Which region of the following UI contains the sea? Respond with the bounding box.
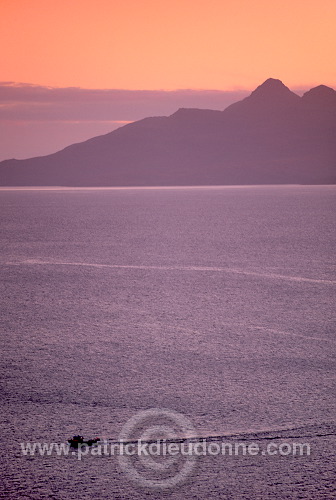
[0,185,335,499]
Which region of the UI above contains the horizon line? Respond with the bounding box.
[2,80,335,93]
[0,185,335,191]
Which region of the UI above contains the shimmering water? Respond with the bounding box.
[0,186,335,499]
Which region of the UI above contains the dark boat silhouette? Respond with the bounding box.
[68,435,100,448]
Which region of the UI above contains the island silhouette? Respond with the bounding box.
[0,78,335,186]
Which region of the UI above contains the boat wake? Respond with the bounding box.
[4,259,336,285]
[106,422,336,445]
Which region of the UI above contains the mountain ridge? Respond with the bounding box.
[0,79,335,186]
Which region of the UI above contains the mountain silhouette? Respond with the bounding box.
[0,78,335,186]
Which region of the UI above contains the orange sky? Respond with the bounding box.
[1,0,336,90]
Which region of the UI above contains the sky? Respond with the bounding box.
[1,0,335,160]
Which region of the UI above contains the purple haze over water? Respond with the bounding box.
[0,185,335,498]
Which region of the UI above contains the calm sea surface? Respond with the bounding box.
[0,186,335,499]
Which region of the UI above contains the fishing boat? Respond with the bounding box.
[68,435,100,447]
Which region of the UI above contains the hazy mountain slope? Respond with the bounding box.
[0,79,335,186]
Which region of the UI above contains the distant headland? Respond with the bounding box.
[0,79,335,186]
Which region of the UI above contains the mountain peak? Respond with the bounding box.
[250,78,299,100]
[257,78,288,89]
[302,85,336,107]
